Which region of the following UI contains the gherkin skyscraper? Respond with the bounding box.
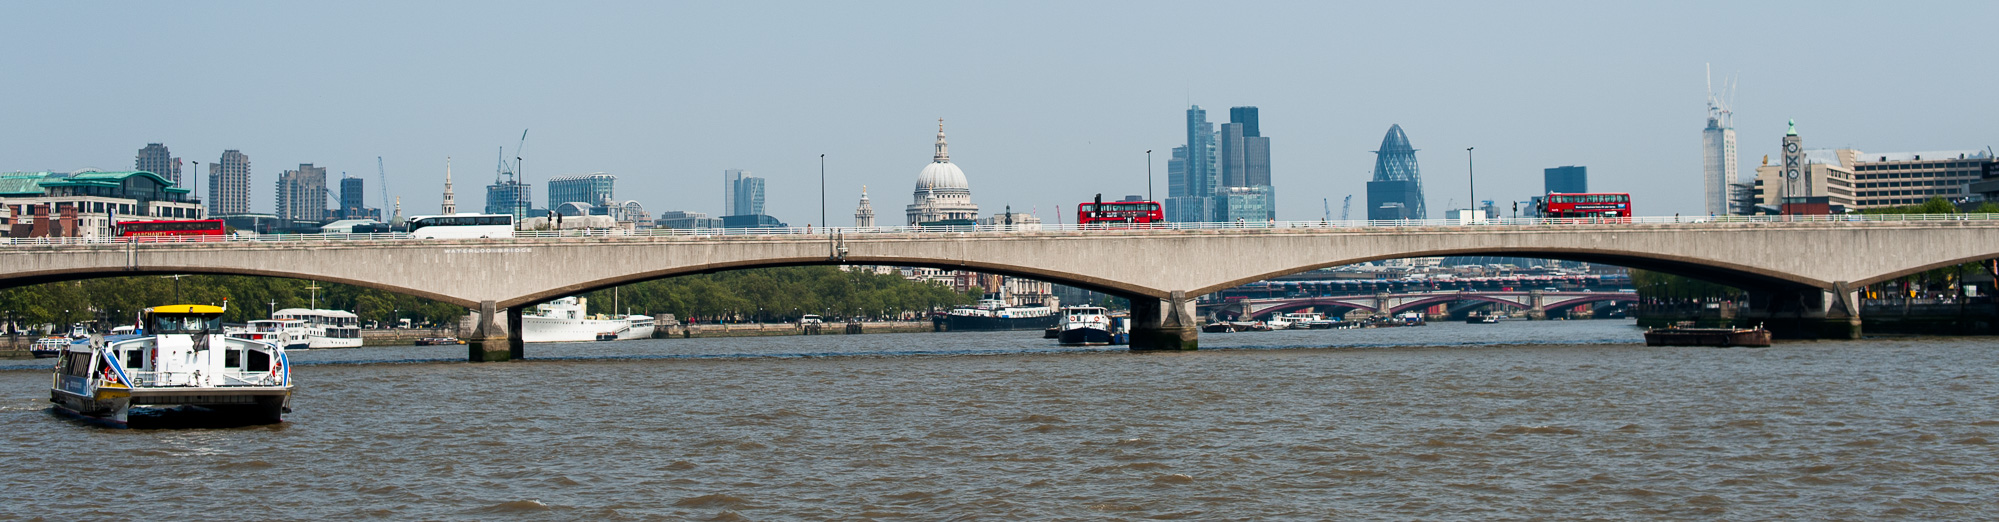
[1366,124,1426,220]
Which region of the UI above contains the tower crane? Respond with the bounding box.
[1322,198,1331,221]
[1340,195,1352,221]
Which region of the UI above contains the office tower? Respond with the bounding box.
[484,180,532,220]
[1219,123,1248,188]
[1703,68,1738,216]
[135,143,182,186]
[275,163,329,222]
[340,176,365,212]
[723,169,748,216]
[207,150,251,215]
[1185,106,1214,198]
[1544,166,1587,194]
[723,169,766,217]
[854,186,875,227]
[1163,106,1219,222]
[1366,124,1427,220]
[547,173,616,209]
[1229,106,1260,137]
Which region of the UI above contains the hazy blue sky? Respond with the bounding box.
[4,1,1994,222]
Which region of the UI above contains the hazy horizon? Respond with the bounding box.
[4,1,1994,223]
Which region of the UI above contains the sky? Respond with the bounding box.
[4,1,1995,223]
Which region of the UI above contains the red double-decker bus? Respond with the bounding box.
[1538,193,1632,219]
[117,219,227,240]
[1077,200,1164,225]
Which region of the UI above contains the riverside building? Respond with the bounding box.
[0,170,204,238]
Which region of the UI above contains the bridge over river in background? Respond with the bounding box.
[1,216,1994,359]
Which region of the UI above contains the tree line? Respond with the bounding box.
[0,266,977,332]
[579,266,977,322]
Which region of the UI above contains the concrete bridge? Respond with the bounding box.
[1,219,1994,359]
[1225,290,1636,319]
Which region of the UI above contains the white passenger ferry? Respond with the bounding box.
[520,296,657,343]
[50,304,293,426]
[273,308,363,348]
[232,319,310,350]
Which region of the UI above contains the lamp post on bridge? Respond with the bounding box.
[1466,147,1477,223]
[1145,149,1153,202]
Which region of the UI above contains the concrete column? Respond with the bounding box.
[506,306,525,360]
[1373,293,1391,316]
[1130,291,1199,351]
[1525,290,1548,320]
[467,300,511,362]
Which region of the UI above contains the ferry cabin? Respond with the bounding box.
[50,305,292,426]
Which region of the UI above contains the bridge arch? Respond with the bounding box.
[1385,294,1531,315]
[1190,247,1833,298]
[1852,251,1999,288]
[0,266,474,308]
[499,255,1154,310]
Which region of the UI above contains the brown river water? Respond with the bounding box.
[4,320,1997,519]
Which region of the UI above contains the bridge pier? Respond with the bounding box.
[467,300,514,362]
[1743,284,1862,340]
[1525,289,1548,320]
[1130,291,1199,351]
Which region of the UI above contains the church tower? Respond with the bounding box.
[441,157,457,214]
[854,186,876,228]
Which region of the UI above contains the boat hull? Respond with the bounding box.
[1058,327,1112,346]
[1644,328,1772,347]
[521,316,654,343]
[941,314,1060,331]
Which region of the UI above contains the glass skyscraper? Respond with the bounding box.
[1544,166,1587,194]
[548,173,615,208]
[1367,124,1426,220]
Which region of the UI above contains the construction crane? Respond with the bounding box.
[376,157,390,219]
[1322,198,1331,221]
[1340,195,1353,221]
[498,129,529,182]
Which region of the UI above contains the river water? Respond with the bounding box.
[4,320,1997,519]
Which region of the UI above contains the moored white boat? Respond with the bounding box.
[49,304,293,427]
[232,319,310,350]
[273,308,364,348]
[521,297,656,343]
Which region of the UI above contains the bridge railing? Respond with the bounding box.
[2,213,1996,246]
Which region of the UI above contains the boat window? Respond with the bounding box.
[245,349,272,372]
[125,349,144,368]
[224,348,242,369]
[152,314,223,334]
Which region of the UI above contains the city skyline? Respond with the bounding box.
[3,2,1995,225]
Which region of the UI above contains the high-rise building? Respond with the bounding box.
[484,180,532,220]
[854,186,875,227]
[275,163,329,222]
[906,120,979,225]
[724,172,765,217]
[723,169,748,216]
[1703,69,1739,216]
[207,150,251,215]
[1229,106,1260,138]
[1165,106,1222,222]
[1544,166,1587,194]
[336,175,379,220]
[548,173,616,209]
[135,143,184,187]
[1367,124,1427,220]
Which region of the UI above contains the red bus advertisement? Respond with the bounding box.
[1538,193,1632,219]
[1078,200,1164,225]
[117,219,226,240]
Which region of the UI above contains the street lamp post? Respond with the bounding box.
[1466,147,1477,222]
[819,154,827,233]
[1145,150,1153,202]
